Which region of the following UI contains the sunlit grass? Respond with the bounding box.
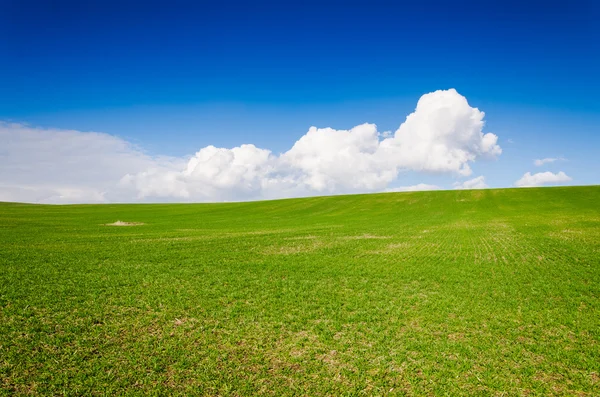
[1,186,599,395]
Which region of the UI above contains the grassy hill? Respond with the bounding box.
[1,186,599,395]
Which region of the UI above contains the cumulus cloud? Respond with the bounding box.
[384,184,440,192]
[533,157,566,166]
[453,176,488,190]
[0,89,502,203]
[120,144,279,201]
[280,123,397,193]
[379,89,501,176]
[122,88,500,200]
[515,171,572,187]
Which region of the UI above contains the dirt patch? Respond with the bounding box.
[105,220,145,226]
[284,235,318,240]
[131,236,213,243]
[368,242,412,254]
[264,241,327,255]
[340,234,391,240]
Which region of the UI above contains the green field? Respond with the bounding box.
[1,186,599,396]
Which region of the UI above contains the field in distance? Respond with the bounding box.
[1,186,599,395]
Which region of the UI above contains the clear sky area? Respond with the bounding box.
[1,0,598,203]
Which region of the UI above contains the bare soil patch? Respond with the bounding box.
[340,234,391,240]
[105,221,145,226]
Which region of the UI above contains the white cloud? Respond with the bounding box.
[515,171,572,187]
[123,88,500,200]
[453,176,488,190]
[120,144,283,201]
[385,184,440,192]
[533,157,566,166]
[0,89,502,203]
[0,122,166,203]
[380,89,501,177]
[279,123,397,193]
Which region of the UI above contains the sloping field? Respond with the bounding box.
[1,186,599,395]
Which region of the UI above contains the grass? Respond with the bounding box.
[1,186,599,396]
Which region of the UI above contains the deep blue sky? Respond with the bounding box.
[1,0,599,189]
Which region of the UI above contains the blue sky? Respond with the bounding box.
[0,0,598,203]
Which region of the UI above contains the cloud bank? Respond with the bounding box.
[0,122,171,203]
[0,89,501,203]
[515,171,572,187]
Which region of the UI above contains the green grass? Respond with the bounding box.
[1,186,599,396]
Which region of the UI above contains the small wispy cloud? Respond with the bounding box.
[533,157,566,166]
[515,171,572,187]
[453,176,488,190]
